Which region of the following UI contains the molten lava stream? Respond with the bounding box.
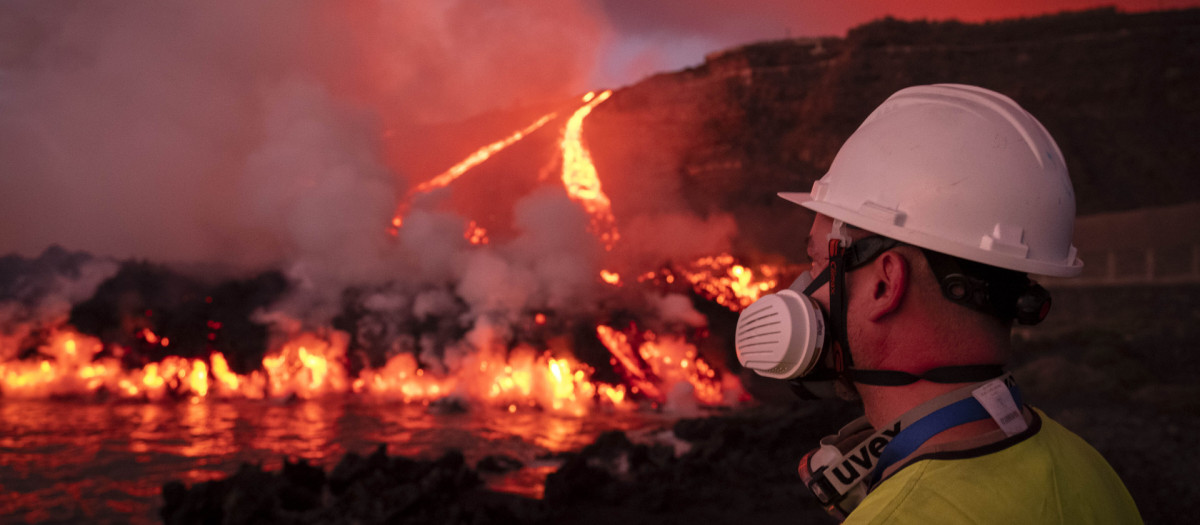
[596,325,734,407]
[389,111,557,233]
[561,90,618,249]
[1,326,703,413]
[639,254,785,312]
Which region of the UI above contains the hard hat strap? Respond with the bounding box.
[848,364,1005,387]
[919,248,1052,325]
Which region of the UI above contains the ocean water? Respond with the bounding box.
[0,398,677,524]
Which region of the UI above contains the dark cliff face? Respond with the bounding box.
[585,8,1200,261]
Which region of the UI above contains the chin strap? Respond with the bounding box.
[848,364,1007,387]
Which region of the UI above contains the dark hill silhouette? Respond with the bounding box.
[582,7,1200,260]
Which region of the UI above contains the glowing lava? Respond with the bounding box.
[464,220,490,245]
[640,254,784,311]
[0,89,778,415]
[561,90,618,249]
[0,323,735,413]
[387,91,619,253]
[600,269,621,285]
[595,325,733,407]
[389,111,557,233]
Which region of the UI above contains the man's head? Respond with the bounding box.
[735,84,1081,397]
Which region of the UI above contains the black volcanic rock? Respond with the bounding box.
[162,449,516,525]
[65,261,288,372]
[160,401,852,525]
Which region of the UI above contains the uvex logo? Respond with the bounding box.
[830,422,901,485]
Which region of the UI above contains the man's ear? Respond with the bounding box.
[865,251,909,322]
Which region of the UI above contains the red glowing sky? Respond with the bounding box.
[592,0,1200,86]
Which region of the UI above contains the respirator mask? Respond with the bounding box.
[733,266,838,398]
[734,224,901,399]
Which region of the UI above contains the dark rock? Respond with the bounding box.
[389,454,424,484]
[542,453,617,505]
[579,430,636,462]
[282,458,325,494]
[160,480,187,516]
[327,450,366,495]
[428,396,470,414]
[477,454,524,473]
[161,478,228,525]
[420,450,482,497]
[329,443,390,495]
[221,464,281,525]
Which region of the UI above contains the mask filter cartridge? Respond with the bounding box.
[734,273,828,379]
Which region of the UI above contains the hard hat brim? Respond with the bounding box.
[776,192,1084,278]
[778,192,813,206]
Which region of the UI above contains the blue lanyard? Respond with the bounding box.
[866,385,1023,487]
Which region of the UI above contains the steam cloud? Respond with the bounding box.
[0,0,606,272]
[0,0,733,369]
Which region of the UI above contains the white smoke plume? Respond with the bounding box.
[0,0,751,378]
[0,0,607,272]
[0,1,617,329]
[0,251,119,359]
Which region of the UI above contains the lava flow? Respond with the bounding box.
[560,90,618,249]
[645,254,785,311]
[0,86,791,415]
[0,320,733,417]
[389,111,557,233]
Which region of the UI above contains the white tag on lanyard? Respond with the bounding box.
[972,379,1028,436]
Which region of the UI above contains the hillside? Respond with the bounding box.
[584,7,1200,260]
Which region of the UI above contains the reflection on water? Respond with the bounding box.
[0,398,674,524]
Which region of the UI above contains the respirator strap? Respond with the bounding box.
[826,229,906,375]
[828,236,853,372]
[848,364,1006,387]
[798,266,830,295]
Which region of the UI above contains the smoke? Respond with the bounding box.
[0,0,746,381]
[0,248,119,359]
[0,0,608,272]
[615,213,738,273]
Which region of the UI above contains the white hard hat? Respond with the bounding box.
[781,84,1083,277]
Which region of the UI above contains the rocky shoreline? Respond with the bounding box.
[160,401,852,525]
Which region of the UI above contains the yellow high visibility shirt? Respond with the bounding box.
[844,409,1141,524]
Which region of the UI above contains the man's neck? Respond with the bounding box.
[853,320,1011,438]
[857,381,1003,445]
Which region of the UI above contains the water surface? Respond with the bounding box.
[0,398,676,524]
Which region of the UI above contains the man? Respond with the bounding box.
[735,84,1141,523]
